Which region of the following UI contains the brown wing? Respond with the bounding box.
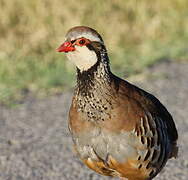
[96,75,177,178]
[112,74,178,154]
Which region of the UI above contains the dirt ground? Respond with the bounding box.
[0,61,187,180]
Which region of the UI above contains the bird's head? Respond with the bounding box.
[57,26,108,72]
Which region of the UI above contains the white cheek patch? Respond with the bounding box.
[66,46,98,72]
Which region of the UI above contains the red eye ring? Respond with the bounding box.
[79,39,86,45]
[76,38,90,46]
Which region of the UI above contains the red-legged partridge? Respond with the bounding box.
[57,26,178,180]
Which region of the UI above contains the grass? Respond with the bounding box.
[0,0,188,104]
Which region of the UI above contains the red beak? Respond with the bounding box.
[56,41,75,53]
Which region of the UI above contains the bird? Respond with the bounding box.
[57,26,178,180]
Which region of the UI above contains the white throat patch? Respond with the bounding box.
[66,46,98,72]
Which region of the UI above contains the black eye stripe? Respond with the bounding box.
[71,40,76,44]
[86,43,94,51]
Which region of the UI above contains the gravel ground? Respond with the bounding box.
[0,61,188,180]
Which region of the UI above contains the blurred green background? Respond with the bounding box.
[0,0,188,104]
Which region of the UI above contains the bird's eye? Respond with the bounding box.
[78,39,86,45]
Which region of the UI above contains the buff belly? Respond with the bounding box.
[72,127,152,179]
